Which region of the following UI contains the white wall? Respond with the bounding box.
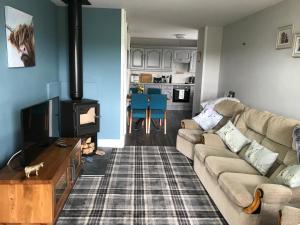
[192,28,205,115]
[219,0,300,119]
[201,26,223,101]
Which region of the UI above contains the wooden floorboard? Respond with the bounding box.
[82,110,192,175]
[125,110,192,146]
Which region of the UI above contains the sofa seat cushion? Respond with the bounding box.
[202,133,227,148]
[205,157,259,179]
[218,173,270,208]
[178,129,203,144]
[194,144,239,163]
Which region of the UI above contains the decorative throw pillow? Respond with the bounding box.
[244,140,278,175]
[216,121,250,153]
[293,125,300,163]
[275,165,300,188]
[193,104,223,131]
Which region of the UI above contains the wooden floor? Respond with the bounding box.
[82,110,191,175]
[125,110,192,146]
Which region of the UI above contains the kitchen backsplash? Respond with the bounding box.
[131,71,194,84]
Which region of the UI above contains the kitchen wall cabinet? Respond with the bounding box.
[130,48,144,69]
[174,50,191,63]
[162,49,173,71]
[145,49,162,70]
[130,46,197,72]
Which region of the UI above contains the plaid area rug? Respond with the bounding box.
[57,146,227,225]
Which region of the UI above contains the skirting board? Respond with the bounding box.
[97,137,125,148]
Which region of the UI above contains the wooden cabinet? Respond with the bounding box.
[174,50,191,63]
[162,49,173,71]
[0,138,81,225]
[144,48,162,70]
[130,48,144,69]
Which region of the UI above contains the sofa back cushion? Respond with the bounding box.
[214,100,245,118]
[235,108,272,145]
[262,116,300,167]
[220,106,300,178]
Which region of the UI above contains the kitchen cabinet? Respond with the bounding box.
[131,48,144,69]
[129,46,197,72]
[174,50,191,63]
[145,49,162,70]
[162,49,173,71]
[189,50,197,73]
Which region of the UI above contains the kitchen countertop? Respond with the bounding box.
[130,82,195,86]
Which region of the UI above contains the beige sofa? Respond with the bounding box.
[176,100,245,160]
[280,205,300,225]
[176,104,300,225]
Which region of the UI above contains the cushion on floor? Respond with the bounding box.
[218,173,270,208]
[194,144,239,163]
[205,156,259,179]
[178,129,203,144]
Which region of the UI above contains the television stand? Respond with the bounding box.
[0,138,81,225]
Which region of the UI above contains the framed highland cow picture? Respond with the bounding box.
[292,33,300,58]
[5,6,36,68]
[276,25,294,49]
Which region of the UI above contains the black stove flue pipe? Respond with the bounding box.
[68,0,83,100]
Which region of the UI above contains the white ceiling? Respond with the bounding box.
[52,0,284,40]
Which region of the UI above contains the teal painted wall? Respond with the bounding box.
[0,0,59,167]
[58,8,122,140]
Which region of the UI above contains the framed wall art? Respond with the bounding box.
[292,33,300,58]
[276,25,294,49]
[5,6,36,68]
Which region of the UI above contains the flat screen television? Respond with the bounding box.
[21,97,60,166]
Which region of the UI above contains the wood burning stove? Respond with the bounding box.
[59,0,100,155]
[60,99,100,154]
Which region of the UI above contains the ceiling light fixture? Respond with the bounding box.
[174,34,186,39]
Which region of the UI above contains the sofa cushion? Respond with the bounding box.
[275,165,300,188]
[205,157,259,179]
[202,133,227,148]
[293,125,300,163]
[266,116,300,148]
[216,121,251,153]
[180,119,201,130]
[245,109,272,135]
[244,140,278,175]
[194,144,238,163]
[218,173,270,208]
[178,129,203,144]
[193,104,223,131]
[235,108,272,141]
[214,100,245,118]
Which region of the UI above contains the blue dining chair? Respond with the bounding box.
[130,87,139,94]
[148,94,167,134]
[147,88,161,95]
[128,94,149,134]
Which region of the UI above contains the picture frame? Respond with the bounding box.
[292,33,300,58]
[276,25,294,49]
[5,6,36,68]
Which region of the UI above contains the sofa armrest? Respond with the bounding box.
[280,206,300,225]
[258,184,292,204]
[181,119,201,130]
